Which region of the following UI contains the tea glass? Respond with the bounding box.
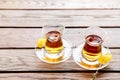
[35,25,72,64]
[73,26,111,70]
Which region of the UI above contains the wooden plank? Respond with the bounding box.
[0,0,120,9]
[0,73,119,80]
[0,10,120,27]
[0,28,120,47]
[0,49,119,71]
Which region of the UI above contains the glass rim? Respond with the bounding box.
[42,25,65,35]
[84,26,108,42]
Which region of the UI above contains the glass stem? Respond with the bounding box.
[90,64,102,80]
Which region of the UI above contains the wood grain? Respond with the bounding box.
[0,49,119,71]
[0,10,120,27]
[0,0,120,9]
[0,0,119,80]
[0,73,119,80]
[0,28,120,47]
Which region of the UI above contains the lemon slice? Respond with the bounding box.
[37,38,46,48]
[98,53,112,64]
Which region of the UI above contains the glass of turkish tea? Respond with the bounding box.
[82,34,103,62]
[82,26,106,62]
[43,25,64,54]
[35,25,72,64]
[73,26,109,70]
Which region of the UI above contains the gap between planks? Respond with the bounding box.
[0,47,120,49]
[0,26,120,28]
[1,8,120,10]
[0,70,119,73]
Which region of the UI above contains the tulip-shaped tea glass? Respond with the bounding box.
[35,25,72,64]
[73,26,111,70]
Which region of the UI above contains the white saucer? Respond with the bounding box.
[73,44,111,70]
[35,38,72,64]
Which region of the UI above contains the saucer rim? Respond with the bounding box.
[73,43,111,70]
[35,38,72,64]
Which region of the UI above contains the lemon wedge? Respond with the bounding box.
[98,53,112,64]
[37,38,46,48]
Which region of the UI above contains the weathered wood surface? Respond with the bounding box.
[0,73,119,80]
[0,49,119,71]
[0,0,119,80]
[0,28,119,48]
[0,10,120,27]
[0,0,120,9]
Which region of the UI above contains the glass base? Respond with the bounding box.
[73,44,111,70]
[35,38,72,64]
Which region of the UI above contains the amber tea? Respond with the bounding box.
[45,31,63,54]
[82,35,103,61]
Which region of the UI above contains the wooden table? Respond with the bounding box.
[0,0,120,80]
